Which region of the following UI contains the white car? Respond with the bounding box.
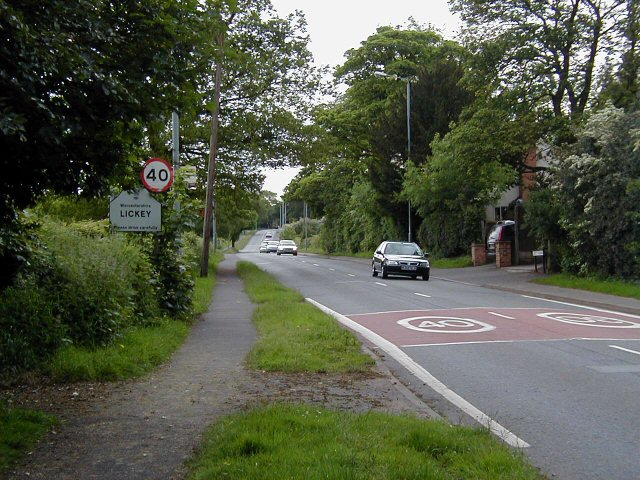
[266,240,280,253]
[259,241,269,253]
[277,240,298,256]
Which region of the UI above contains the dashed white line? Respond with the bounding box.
[375,282,388,287]
[610,345,640,357]
[488,311,515,320]
[306,298,530,449]
[347,273,356,277]
[329,268,335,271]
[313,263,320,267]
[414,293,431,298]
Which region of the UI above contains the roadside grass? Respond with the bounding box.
[237,261,374,373]
[430,255,473,269]
[186,404,543,480]
[46,251,224,382]
[46,319,191,382]
[533,273,640,300]
[0,402,57,472]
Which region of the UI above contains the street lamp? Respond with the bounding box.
[374,71,418,242]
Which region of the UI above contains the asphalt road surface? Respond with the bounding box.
[243,231,640,480]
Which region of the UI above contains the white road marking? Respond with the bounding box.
[329,268,335,271]
[414,293,431,298]
[521,295,640,319]
[347,273,356,277]
[375,282,388,287]
[306,298,530,449]
[609,345,640,357]
[488,311,515,320]
[313,263,320,267]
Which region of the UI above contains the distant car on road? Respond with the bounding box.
[277,239,298,256]
[266,240,280,253]
[372,241,430,280]
[264,232,273,239]
[259,241,269,253]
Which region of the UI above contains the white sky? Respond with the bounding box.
[262,0,462,197]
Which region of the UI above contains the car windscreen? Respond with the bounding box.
[385,243,422,256]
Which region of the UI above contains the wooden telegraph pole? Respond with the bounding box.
[201,33,225,277]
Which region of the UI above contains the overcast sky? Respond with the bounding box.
[262,0,462,197]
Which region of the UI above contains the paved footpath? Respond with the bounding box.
[7,256,256,480]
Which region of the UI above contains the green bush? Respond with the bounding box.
[0,281,64,375]
[0,218,166,378]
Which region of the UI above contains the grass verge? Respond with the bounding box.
[0,402,57,472]
[237,261,374,373]
[430,255,473,269]
[46,319,191,382]
[533,273,640,300]
[186,404,543,480]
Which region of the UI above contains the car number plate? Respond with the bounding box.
[401,266,417,271]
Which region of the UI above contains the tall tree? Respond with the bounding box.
[451,0,628,117]
[326,26,473,237]
[0,0,202,221]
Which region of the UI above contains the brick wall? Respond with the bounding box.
[496,240,512,268]
[472,243,486,266]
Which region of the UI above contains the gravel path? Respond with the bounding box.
[3,255,432,479]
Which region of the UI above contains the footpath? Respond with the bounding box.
[4,255,639,479]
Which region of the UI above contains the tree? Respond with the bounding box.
[451,0,628,117]
[0,0,201,219]
[309,26,473,245]
[600,0,640,109]
[0,0,203,288]
[525,104,640,278]
[403,103,527,255]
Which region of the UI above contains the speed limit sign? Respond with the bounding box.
[141,158,174,193]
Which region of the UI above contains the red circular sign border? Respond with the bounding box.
[141,157,174,193]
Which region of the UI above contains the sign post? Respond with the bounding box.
[141,158,174,193]
[109,190,162,232]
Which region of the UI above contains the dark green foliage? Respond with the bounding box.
[35,195,108,222]
[418,206,485,258]
[526,105,640,279]
[0,280,63,375]
[151,233,195,320]
[0,0,201,221]
[0,212,37,290]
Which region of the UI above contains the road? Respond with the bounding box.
[242,231,640,480]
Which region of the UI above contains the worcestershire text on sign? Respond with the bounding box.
[109,190,161,232]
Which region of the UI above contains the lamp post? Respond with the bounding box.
[374,71,417,242]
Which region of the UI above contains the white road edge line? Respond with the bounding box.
[414,293,431,298]
[375,282,388,287]
[306,298,530,449]
[610,345,640,356]
[488,311,515,320]
[521,295,640,319]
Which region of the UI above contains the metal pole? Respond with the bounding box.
[304,202,308,251]
[172,111,180,169]
[406,80,412,243]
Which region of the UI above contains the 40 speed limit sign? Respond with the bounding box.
[141,158,174,193]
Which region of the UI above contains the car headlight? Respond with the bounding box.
[386,260,399,266]
[421,261,430,268]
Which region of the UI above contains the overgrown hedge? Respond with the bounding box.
[0,217,199,379]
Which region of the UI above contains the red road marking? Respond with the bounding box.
[347,308,640,346]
